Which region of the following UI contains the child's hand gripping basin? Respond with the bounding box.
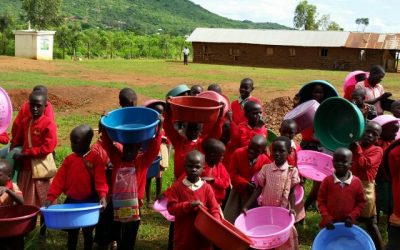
[153,197,175,221]
[234,206,295,249]
[284,100,319,133]
[314,97,365,151]
[168,96,223,123]
[40,203,102,229]
[0,205,39,237]
[312,222,375,250]
[297,150,334,182]
[0,87,12,134]
[195,205,252,250]
[101,107,160,144]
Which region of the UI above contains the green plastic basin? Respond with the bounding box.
[314,97,365,151]
[166,84,190,98]
[299,80,338,104]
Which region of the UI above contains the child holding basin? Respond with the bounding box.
[243,136,300,250]
[317,148,365,229]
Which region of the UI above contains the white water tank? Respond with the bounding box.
[14,30,56,60]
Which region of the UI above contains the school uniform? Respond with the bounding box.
[388,144,400,250]
[0,180,22,206]
[11,115,57,207]
[318,172,365,228]
[230,96,261,125]
[375,139,394,216]
[255,162,300,250]
[223,146,271,223]
[11,100,55,138]
[166,178,221,250]
[0,132,9,145]
[351,144,383,218]
[163,110,223,179]
[201,162,230,205]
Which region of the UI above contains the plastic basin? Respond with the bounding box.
[0,87,12,134]
[284,100,319,133]
[343,71,369,92]
[312,223,375,250]
[166,84,190,97]
[198,91,230,116]
[234,206,295,249]
[0,205,39,238]
[153,197,175,221]
[266,129,277,147]
[41,203,102,229]
[195,205,252,250]
[299,80,339,104]
[314,97,364,151]
[372,114,399,127]
[101,107,159,144]
[297,150,333,182]
[142,99,166,111]
[146,156,162,179]
[168,96,223,123]
[294,184,304,205]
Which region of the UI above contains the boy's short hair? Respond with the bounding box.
[280,119,297,129]
[244,100,260,113]
[369,65,385,75]
[352,87,366,97]
[119,88,137,101]
[0,159,12,175]
[202,138,225,153]
[185,150,205,164]
[273,136,292,152]
[29,90,47,103]
[33,85,48,96]
[207,84,222,94]
[240,78,254,86]
[391,100,400,110]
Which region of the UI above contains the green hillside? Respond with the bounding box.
[0,0,289,35]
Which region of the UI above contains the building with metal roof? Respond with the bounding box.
[187,28,400,72]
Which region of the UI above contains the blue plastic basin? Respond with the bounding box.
[40,203,102,229]
[312,223,375,250]
[101,107,159,144]
[146,156,162,179]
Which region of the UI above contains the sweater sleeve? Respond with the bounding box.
[212,163,230,190]
[163,109,183,147]
[24,120,57,156]
[47,158,67,202]
[205,185,222,220]
[348,178,366,222]
[0,132,9,145]
[228,151,250,195]
[353,145,383,171]
[141,130,162,170]
[317,177,334,228]
[93,157,109,199]
[167,184,193,216]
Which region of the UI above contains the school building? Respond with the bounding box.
[187,28,400,72]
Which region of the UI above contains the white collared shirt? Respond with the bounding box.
[333,171,353,187]
[182,177,204,191]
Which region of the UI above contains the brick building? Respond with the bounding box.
[187,28,400,72]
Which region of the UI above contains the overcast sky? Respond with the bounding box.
[190,0,399,33]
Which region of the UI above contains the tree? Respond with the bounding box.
[293,0,319,30]
[21,0,62,30]
[327,22,342,31]
[317,14,330,31]
[355,18,369,32]
[0,12,14,55]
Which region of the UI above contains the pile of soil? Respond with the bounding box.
[263,96,294,133]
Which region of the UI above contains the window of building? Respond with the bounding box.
[266,47,274,56]
[320,48,328,57]
[289,48,296,57]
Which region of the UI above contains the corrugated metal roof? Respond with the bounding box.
[345,32,400,50]
[187,28,350,47]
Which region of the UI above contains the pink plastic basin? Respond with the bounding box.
[0,87,12,134]
[198,91,230,116]
[234,206,295,249]
[294,184,304,205]
[343,70,369,92]
[297,150,334,182]
[153,197,175,221]
[284,100,319,133]
[372,114,399,127]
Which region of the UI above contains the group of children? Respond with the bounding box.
[0,64,400,250]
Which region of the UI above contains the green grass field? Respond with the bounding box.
[2,57,397,249]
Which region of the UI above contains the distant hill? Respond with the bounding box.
[0,0,289,35]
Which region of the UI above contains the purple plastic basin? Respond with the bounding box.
[153,197,175,221]
[0,87,12,134]
[297,150,334,182]
[284,100,319,133]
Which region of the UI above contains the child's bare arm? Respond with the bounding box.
[288,187,296,215]
[242,186,262,214]
[0,186,24,205]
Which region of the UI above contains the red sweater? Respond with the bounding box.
[318,175,365,228]
[47,151,109,202]
[110,132,161,201]
[11,101,55,138]
[389,145,400,218]
[228,146,271,197]
[163,110,223,179]
[201,162,230,204]
[166,180,221,250]
[351,144,383,182]
[0,132,9,145]
[11,115,57,170]
[375,139,394,182]
[231,96,262,125]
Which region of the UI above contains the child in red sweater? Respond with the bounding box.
[167,150,221,250]
[44,125,108,250]
[224,135,271,223]
[350,121,384,250]
[201,138,230,206]
[230,78,261,125]
[318,147,365,229]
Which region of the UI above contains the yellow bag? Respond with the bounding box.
[31,153,57,179]
[28,119,57,179]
